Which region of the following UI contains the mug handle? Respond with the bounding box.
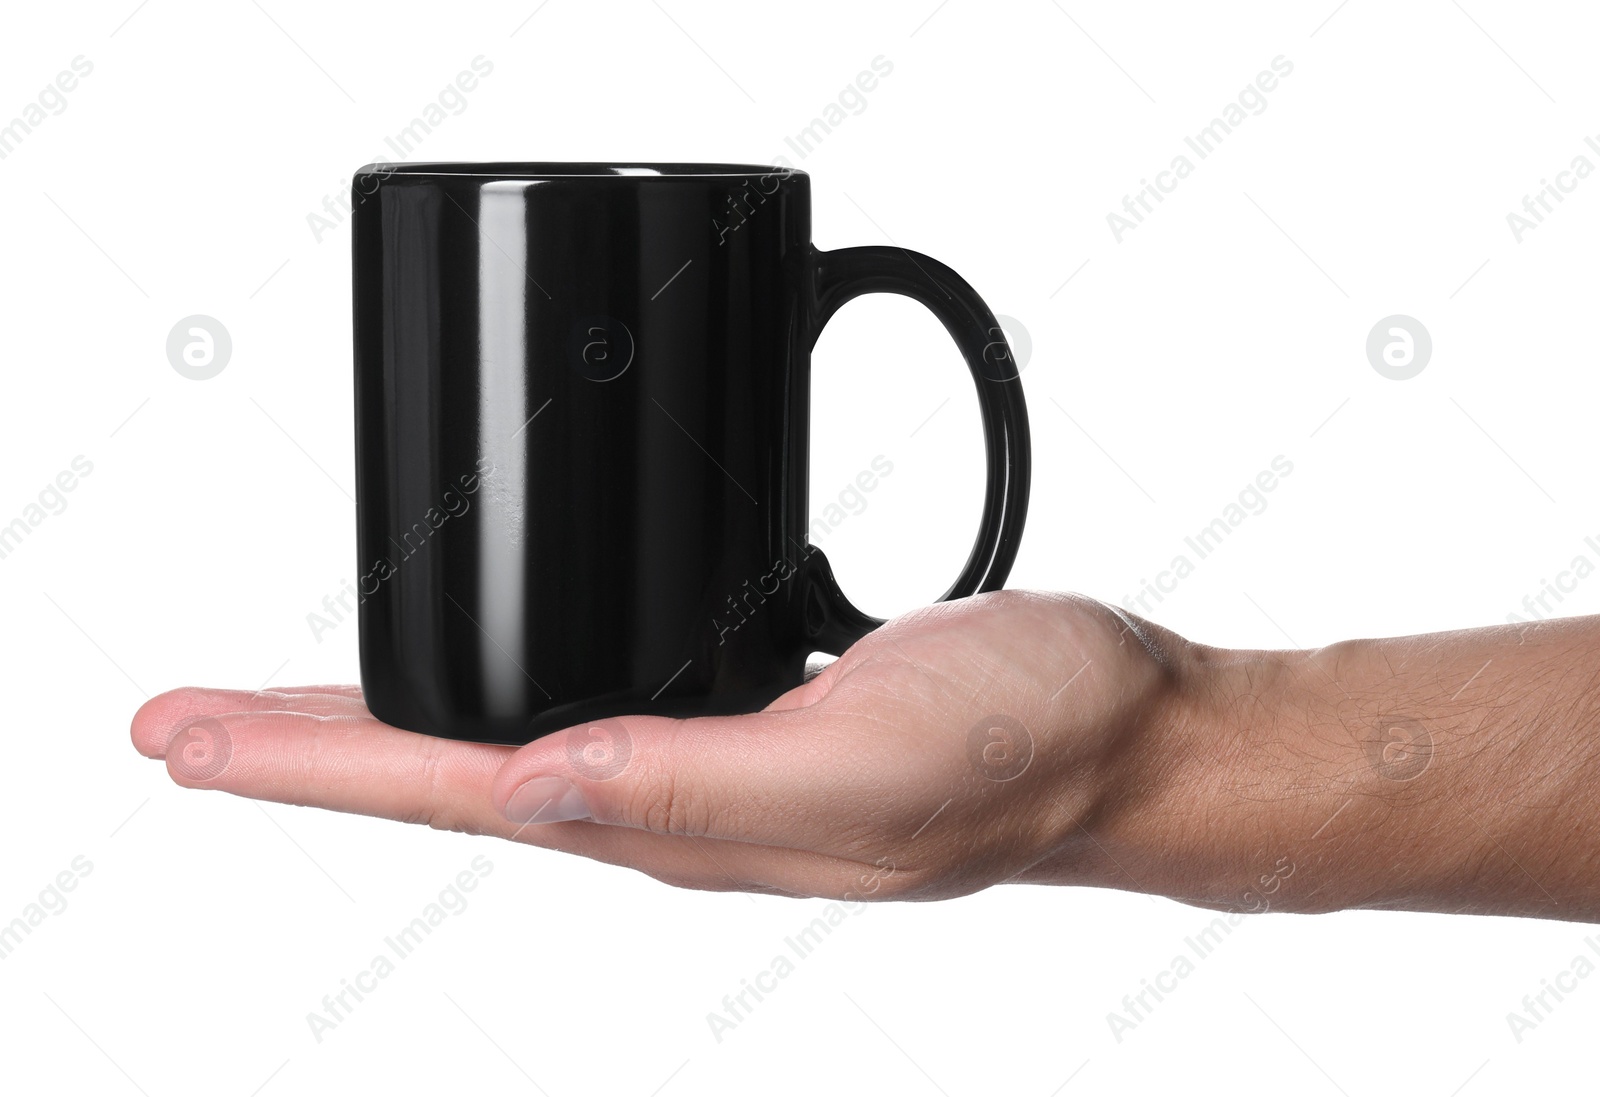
[801,244,1032,656]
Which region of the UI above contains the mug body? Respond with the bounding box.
[353,163,817,743]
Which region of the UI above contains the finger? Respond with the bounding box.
[761,658,843,712]
[261,684,368,699]
[162,709,514,822]
[131,687,369,757]
[162,710,884,897]
[489,704,908,855]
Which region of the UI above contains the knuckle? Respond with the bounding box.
[625,766,707,837]
[397,737,482,836]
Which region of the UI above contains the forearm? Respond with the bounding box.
[1082,616,1600,920]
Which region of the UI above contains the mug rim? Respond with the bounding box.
[357,162,804,180]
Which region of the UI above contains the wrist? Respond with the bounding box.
[1096,632,1571,917]
[1054,609,1600,920]
[1084,637,1380,914]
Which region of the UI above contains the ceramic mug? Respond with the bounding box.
[352,162,1029,743]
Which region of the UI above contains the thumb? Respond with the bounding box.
[490,705,847,848]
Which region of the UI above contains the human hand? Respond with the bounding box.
[129,591,1188,901]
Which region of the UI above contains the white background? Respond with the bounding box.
[2,0,1596,1093]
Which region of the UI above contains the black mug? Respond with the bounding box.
[352,162,1030,744]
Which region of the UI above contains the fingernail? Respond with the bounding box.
[504,776,590,824]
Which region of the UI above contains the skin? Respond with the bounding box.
[128,590,1600,919]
